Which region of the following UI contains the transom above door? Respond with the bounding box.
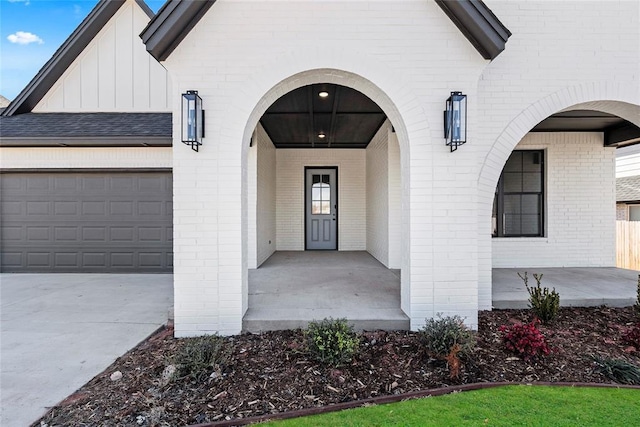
[305,168,337,250]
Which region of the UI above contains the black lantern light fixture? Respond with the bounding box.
[444,91,467,152]
[181,90,204,152]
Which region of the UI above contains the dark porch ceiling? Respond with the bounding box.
[531,110,640,147]
[259,84,387,149]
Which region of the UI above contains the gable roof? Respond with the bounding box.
[0,113,171,147]
[617,175,640,203]
[141,0,510,62]
[1,0,153,117]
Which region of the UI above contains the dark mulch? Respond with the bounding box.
[35,307,640,427]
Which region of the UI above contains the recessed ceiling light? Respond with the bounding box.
[318,132,326,138]
[318,91,329,98]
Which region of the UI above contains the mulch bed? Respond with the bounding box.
[36,307,640,427]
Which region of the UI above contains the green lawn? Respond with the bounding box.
[266,385,640,426]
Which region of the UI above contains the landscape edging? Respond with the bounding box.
[189,381,640,427]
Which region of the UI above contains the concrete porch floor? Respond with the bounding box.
[244,251,409,332]
[492,267,639,309]
[245,252,639,332]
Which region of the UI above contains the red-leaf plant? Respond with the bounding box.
[499,319,550,360]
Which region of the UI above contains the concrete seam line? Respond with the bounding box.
[188,381,640,427]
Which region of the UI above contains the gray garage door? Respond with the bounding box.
[1,171,173,272]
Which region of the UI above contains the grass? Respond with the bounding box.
[266,385,640,426]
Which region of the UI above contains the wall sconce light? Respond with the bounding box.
[182,90,204,152]
[444,91,467,152]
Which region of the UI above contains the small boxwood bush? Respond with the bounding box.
[174,334,226,380]
[305,318,359,367]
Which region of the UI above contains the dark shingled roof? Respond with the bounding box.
[0,113,172,146]
[617,175,640,203]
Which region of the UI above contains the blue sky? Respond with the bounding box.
[0,0,166,101]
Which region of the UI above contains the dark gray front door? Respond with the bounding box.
[0,171,173,272]
[305,168,337,250]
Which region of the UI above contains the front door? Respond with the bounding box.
[305,168,337,250]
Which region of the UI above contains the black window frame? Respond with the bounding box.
[493,150,545,238]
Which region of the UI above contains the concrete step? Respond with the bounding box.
[242,308,410,333]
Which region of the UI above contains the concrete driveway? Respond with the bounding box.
[0,274,173,426]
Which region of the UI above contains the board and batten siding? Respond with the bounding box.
[32,0,170,113]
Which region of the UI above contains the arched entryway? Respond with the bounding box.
[240,70,412,331]
[477,85,640,310]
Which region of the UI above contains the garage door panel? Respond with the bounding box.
[1,172,173,272]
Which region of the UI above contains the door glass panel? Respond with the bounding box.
[311,173,331,215]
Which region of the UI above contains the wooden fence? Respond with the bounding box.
[616,221,640,271]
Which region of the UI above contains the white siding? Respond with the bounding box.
[492,133,616,268]
[0,147,171,169]
[256,125,277,266]
[276,149,366,251]
[388,130,402,269]
[616,145,640,178]
[33,0,170,113]
[366,121,390,266]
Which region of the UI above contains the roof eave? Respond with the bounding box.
[0,136,172,147]
[435,0,511,60]
[141,0,216,62]
[1,0,127,117]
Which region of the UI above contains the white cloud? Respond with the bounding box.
[8,0,30,5]
[7,31,43,45]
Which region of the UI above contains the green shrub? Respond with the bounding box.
[592,356,640,385]
[305,318,359,367]
[518,271,560,324]
[174,334,226,380]
[418,314,475,379]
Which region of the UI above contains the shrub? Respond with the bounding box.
[623,323,640,349]
[518,271,560,324]
[305,318,359,367]
[418,314,476,379]
[174,334,226,380]
[634,274,640,317]
[499,319,550,360]
[592,357,640,385]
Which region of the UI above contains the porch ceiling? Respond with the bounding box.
[531,110,640,147]
[259,84,387,149]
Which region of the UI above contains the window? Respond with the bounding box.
[311,174,331,214]
[493,150,544,237]
[630,205,640,221]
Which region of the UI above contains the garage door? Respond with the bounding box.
[0,171,173,272]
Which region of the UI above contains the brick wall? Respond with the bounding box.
[492,133,616,268]
[276,149,366,251]
[162,0,639,335]
[366,121,390,266]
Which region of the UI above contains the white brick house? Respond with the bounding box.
[1,0,639,337]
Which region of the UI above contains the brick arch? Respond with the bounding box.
[476,82,640,310]
[479,82,639,193]
[232,51,430,320]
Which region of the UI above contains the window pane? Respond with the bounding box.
[322,174,330,184]
[321,201,330,214]
[522,173,541,192]
[630,206,640,221]
[312,187,321,201]
[492,195,498,236]
[522,151,542,172]
[504,214,521,235]
[504,152,522,172]
[503,172,522,193]
[322,186,330,202]
[521,194,540,214]
[312,175,320,184]
[521,214,540,235]
[503,195,521,214]
[312,201,322,214]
